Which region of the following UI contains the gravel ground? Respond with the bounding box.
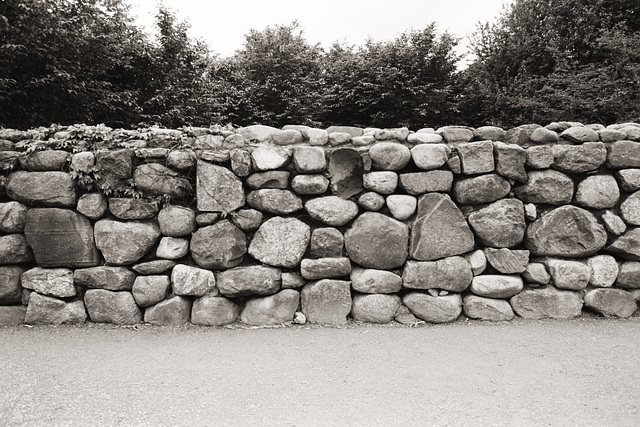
[1,316,639,426]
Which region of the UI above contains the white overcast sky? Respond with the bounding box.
[126,0,512,61]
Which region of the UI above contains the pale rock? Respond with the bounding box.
[560,126,599,143]
[240,289,300,325]
[301,279,352,325]
[84,289,142,324]
[132,260,175,275]
[587,255,618,288]
[73,266,135,290]
[473,126,505,141]
[484,248,529,274]
[190,220,246,269]
[510,286,583,319]
[402,292,462,323]
[246,171,290,189]
[463,295,515,321]
[196,160,245,213]
[352,136,376,146]
[301,128,329,146]
[70,151,95,173]
[305,196,359,226]
[620,191,640,226]
[514,170,574,205]
[144,296,191,325]
[350,268,402,294]
[293,311,307,324]
[25,293,86,325]
[21,267,75,298]
[291,174,330,195]
[584,289,637,318]
[552,142,607,173]
[386,195,417,220]
[410,144,450,170]
[191,295,240,326]
[95,219,161,265]
[453,173,511,205]
[465,250,487,276]
[402,257,472,292]
[237,124,280,142]
[597,128,627,143]
[157,206,196,237]
[529,127,559,144]
[132,275,170,307]
[0,201,28,233]
[494,141,527,182]
[282,272,306,290]
[436,126,474,143]
[546,259,590,290]
[249,217,310,268]
[407,133,443,144]
[524,203,537,222]
[602,210,627,236]
[6,171,76,208]
[374,127,410,141]
[522,263,551,285]
[368,142,411,170]
[247,189,303,214]
[575,175,619,209]
[363,171,398,194]
[469,275,524,298]
[616,169,640,192]
[357,192,386,211]
[327,132,351,146]
[271,129,303,146]
[76,193,108,220]
[230,209,263,231]
[456,140,494,174]
[156,237,189,260]
[293,146,326,172]
[525,145,555,169]
[251,146,289,171]
[351,293,401,324]
[398,171,453,195]
[467,199,526,248]
[345,212,409,269]
[606,141,640,168]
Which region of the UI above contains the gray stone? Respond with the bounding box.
[616,262,640,289]
[494,141,527,182]
[301,128,329,146]
[398,171,453,195]
[328,132,351,146]
[526,206,607,257]
[402,292,462,323]
[251,146,289,171]
[350,268,402,294]
[133,163,191,199]
[465,250,487,276]
[453,174,511,205]
[193,134,224,149]
[503,125,538,146]
[463,295,515,321]
[73,266,135,291]
[247,189,303,214]
[616,169,640,192]
[345,212,409,269]
[237,124,280,142]
[363,171,398,195]
[468,199,526,248]
[586,255,618,288]
[94,149,134,193]
[272,129,303,146]
[310,228,343,258]
[602,210,627,236]
[108,198,158,220]
[325,126,362,138]
[301,279,352,325]
[190,220,246,269]
[6,171,76,207]
[525,146,555,169]
[357,192,386,211]
[240,289,300,325]
[394,303,420,325]
[552,142,607,174]
[584,289,637,318]
[436,126,474,143]
[132,275,170,307]
[282,272,306,290]
[560,126,599,143]
[132,260,176,275]
[374,127,410,141]
[0,234,33,265]
[293,146,326,172]
[407,133,443,144]
[484,248,529,274]
[144,296,191,325]
[402,257,472,292]
[21,268,74,299]
[352,135,376,146]
[217,265,281,297]
[300,258,351,280]
[229,149,252,177]
[95,219,161,265]
[547,259,590,290]
[473,126,505,141]
[249,217,310,268]
[606,141,640,168]
[191,295,240,326]
[514,170,574,205]
[196,160,245,214]
[84,289,142,324]
[575,175,619,209]
[291,174,330,195]
[410,193,475,261]
[510,286,583,319]
[0,201,27,233]
[76,193,108,220]
[19,150,70,171]
[351,293,401,324]
[305,196,359,226]
[469,275,524,298]
[0,306,26,326]
[621,191,640,226]
[368,142,411,170]
[619,125,640,141]
[157,206,196,237]
[167,149,197,170]
[457,140,494,175]
[25,293,86,325]
[0,266,24,304]
[410,144,450,170]
[246,171,290,189]
[386,195,417,220]
[606,228,640,261]
[598,128,627,143]
[523,263,551,285]
[156,237,189,260]
[529,127,559,144]
[230,209,263,231]
[524,203,537,222]
[327,148,363,198]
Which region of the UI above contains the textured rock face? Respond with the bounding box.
[73,266,135,291]
[0,234,33,265]
[293,146,326,173]
[108,198,158,220]
[144,296,191,326]
[363,171,398,194]
[246,171,290,189]
[402,257,473,292]
[94,149,133,192]
[410,193,475,261]
[19,150,70,171]
[328,148,363,198]
[217,265,281,297]
[310,228,343,258]
[191,295,240,326]
[616,261,640,289]
[494,141,527,182]
[25,293,87,325]
[514,170,574,205]
[484,248,529,274]
[240,289,300,325]
[301,280,352,325]
[469,275,524,299]
[402,292,462,323]
[410,144,450,170]
[156,237,189,259]
[453,174,511,205]
[575,175,620,209]
[0,266,24,304]
[171,264,217,297]
[345,212,409,269]
[291,174,330,195]
[95,220,161,265]
[250,145,289,170]
[305,196,359,226]
[547,259,591,290]
[399,171,453,195]
[620,191,640,226]
[552,142,607,173]
[584,289,637,318]
[84,289,142,324]
[463,295,515,321]
[76,193,108,220]
[468,199,526,248]
[0,201,28,233]
[21,267,76,298]
[157,206,196,237]
[457,140,494,174]
[249,217,310,268]
[190,220,247,269]
[587,255,618,288]
[0,306,26,325]
[351,294,401,323]
[301,258,351,280]
[368,142,411,170]
[133,163,192,199]
[607,141,640,168]
[6,171,76,207]
[510,287,583,319]
[197,160,245,213]
[247,189,303,214]
[350,268,402,294]
[606,228,640,261]
[132,275,170,307]
[526,206,607,257]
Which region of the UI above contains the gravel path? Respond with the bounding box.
[1,317,639,426]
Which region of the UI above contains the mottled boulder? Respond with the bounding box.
[350,268,402,294]
[0,266,24,304]
[523,263,551,285]
[469,275,523,298]
[6,171,76,207]
[575,175,619,209]
[196,160,245,214]
[407,133,443,144]
[132,260,175,275]
[494,141,527,182]
[310,228,343,258]
[398,171,453,195]
[167,149,197,170]
[191,295,240,326]
[526,206,607,257]
[560,126,599,143]
[547,259,590,290]
[94,149,134,192]
[230,209,263,231]
[301,127,329,146]
[84,289,142,324]
[598,128,627,143]
[301,279,352,325]
[585,255,617,287]
[0,201,28,233]
[132,275,170,307]
[251,146,289,171]
[468,199,526,248]
[328,132,351,146]
[291,174,330,195]
[514,170,574,205]
[305,196,359,227]
[217,265,281,297]
[606,141,640,168]
[282,272,306,290]
[463,295,515,321]
[473,126,505,141]
[456,140,494,174]
[300,258,351,280]
[0,234,33,265]
[272,129,303,146]
[510,286,583,319]
[246,171,290,189]
[374,127,410,141]
[73,266,135,291]
[108,198,158,220]
[484,248,529,274]
[345,212,409,269]
[410,144,450,170]
[293,146,326,172]
[327,148,363,198]
[25,293,87,325]
[0,306,26,326]
[190,220,246,269]
[144,296,191,326]
[247,189,303,214]
[21,267,75,298]
[94,220,161,265]
[157,206,196,237]
[410,193,475,261]
[229,148,252,177]
[529,127,559,144]
[386,195,417,221]
[249,217,310,268]
[616,169,640,192]
[133,163,192,199]
[363,171,398,195]
[76,193,108,220]
[503,125,538,146]
[240,289,300,325]
[525,146,555,169]
[616,262,640,289]
[620,191,640,226]
[402,292,462,323]
[436,126,474,143]
[606,228,640,261]
[453,174,511,205]
[156,237,189,259]
[584,289,637,318]
[237,124,280,142]
[402,257,472,292]
[357,192,386,211]
[552,142,607,174]
[171,264,216,297]
[367,142,411,171]
[351,294,401,324]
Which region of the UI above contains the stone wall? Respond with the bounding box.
[0,121,639,327]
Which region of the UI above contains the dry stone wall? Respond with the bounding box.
[1,121,640,327]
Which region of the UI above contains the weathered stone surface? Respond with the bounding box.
[240,289,300,325]
[326,126,362,137]
[230,209,263,231]
[374,127,409,141]
[0,234,33,265]
[25,293,86,325]
[410,144,450,170]
[6,171,76,207]
[193,134,224,149]
[410,193,475,261]
[523,262,551,285]
[19,150,70,171]
[94,149,133,192]
[282,272,305,290]
[328,148,363,198]
[363,171,398,195]
[293,146,326,172]
[352,135,376,146]
[368,142,411,170]
[108,198,158,220]
[620,125,640,141]
[0,201,28,233]
[407,133,443,144]
[398,170,453,195]
[616,169,640,192]
[525,145,555,170]
[394,303,420,325]
[552,142,607,173]
[504,125,538,146]
[73,266,135,291]
[575,175,619,209]
[167,149,197,170]
[514,170,574,205]
[546,259,590,290]
[133,163,192,199]
[586,255,618,288]
[229,148,252,177]
[473,126,505,141]
[598,128,627,142]
[217,265,281,297]
[132,275,170,307]
[602,210,627,236]
[310,228,343,258]
[468,199,526,248]
[247,189,303,214]
[469,275,523,298]
[84,289,142,324]
[607,141,640,168]
[196,160,245,214]
[402,292,462,323]
[607,228,640,261]
[616,261,640,289]
[457,140,494,174]
[251,146,289,170]
[291,174,330,195]
[235,124,277,142]
[132,260,175,275]
[350,268,402,294]
[526,206,607,257]
[437,126,474,143]
[463,295,515,321]
[465,249,487,275]
[301,279,352,325]
[402,257,472,292]
[386,195,417,220]
[301,257,351,280]
[351,293,401,324]
[301,128,329,146]
[530,127,559,144]
[328,132,351,146]
[0,151,20,170]
[524,203,537,221]
[95,219,161,265]
[0,306,26,325]
[191,295,240,326]
[305,196,359,226]
[620,191,640,226]
[144,296,191,325]
[494,141,527,182]
[249,217,310,268]
[246,171,290,189]
[560,126,599,143]
[510,286,583,319]
[0,266,24,304]
[24,208,99,268]
[584,289,637,318]
[190,220,246,269]
[484,248,529,274]
[76,193,108,220]
[453,174,511,205]
[156,237,189,260]
[357,192,386,211]
[272,129,303,146]
[157,206,196,237]
[345,212,409,269]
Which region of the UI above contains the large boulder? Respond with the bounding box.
[157,206,197,237]
[190,220,247,269]
[240,289,300,325]
[456,140,495,175]
[344,212,409,269]
[171,264,217,297]
[73,266,135,291]
[574,175,620,209]
[6,171,76,208]
[547,259,590,290]
[133,163,192,199]
[453,174,511,205]
[301,279,352,325]
[25,293,87,325]
[191,295,241,326]
[467,199,526,248]
[196,160,245,213]
[217,265,281,297]
[144,296,191,325]
[19,150,70,171]
[94,149,134,193]
[510,286,583,319]
[552,142,607,173]
[305,196,359,226]
[368,142,411,170]
[94,219,161,265]
[248,217,310,268]
[606,141,640,168]
[402,292,462,323]
[514,170,574,205]
[84,289,142,324]
[21,267,76,298]
[351,293,401,324]
[463,295,515,321]
[0,266,24,304]
[410,144,450,171]
[402,257,473,292]
[584,289,637,318]
[494,141,527,182]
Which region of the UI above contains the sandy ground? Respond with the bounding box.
[1,316,639,426]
